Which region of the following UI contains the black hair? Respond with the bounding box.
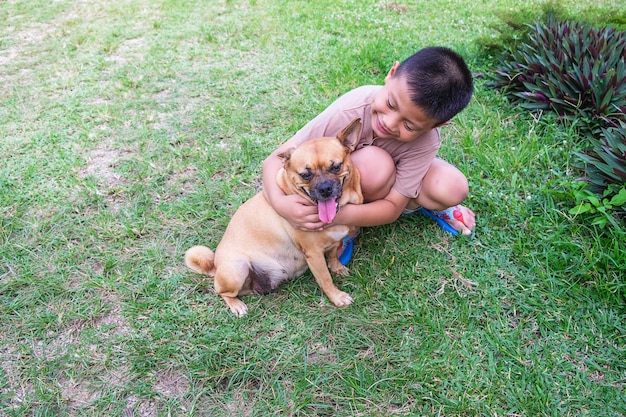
[395,46,474,124]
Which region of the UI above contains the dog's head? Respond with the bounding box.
[277,118,362,224]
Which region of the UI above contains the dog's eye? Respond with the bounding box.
[329,162,342,174]
[299,170,313,181]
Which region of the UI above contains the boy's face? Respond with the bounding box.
[371,62,443,142]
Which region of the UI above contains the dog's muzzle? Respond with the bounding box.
[309,178,342,202]
[308,178,343,224]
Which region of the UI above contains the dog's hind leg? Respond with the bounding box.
[214,260,252,317]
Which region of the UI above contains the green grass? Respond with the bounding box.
[1,0,625,416]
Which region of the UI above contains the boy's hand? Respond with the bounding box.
[275,193,325,231]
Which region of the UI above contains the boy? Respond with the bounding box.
[262,46,475,262]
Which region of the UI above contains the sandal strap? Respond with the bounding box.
[432,205,464,224]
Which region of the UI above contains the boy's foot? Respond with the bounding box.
[416,205,475,236]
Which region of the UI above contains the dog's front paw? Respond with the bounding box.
[329,291,353,307]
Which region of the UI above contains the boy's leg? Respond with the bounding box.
[349,146,396,202]
[350,149,474,234]
[408,158,475,235]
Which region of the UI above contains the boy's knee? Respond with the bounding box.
[421,162,468,208]
[446,171,469,199]
[351,146,395,202]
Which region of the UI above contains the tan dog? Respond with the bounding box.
[185,119,363,317]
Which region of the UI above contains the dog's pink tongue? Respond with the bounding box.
[318,198,338,223]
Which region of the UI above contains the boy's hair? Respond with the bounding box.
[395,46,474,124]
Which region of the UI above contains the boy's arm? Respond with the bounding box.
[262,137,326,231]
[332,188,409,227]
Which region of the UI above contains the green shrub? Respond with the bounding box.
[487,17,626,224]
[487,17,626,135]
[577,122,626,190]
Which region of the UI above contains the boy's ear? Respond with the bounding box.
[385,61,400,81]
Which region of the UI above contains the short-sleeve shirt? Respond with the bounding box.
[293,85,440,199]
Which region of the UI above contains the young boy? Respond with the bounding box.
[262,46,475,262]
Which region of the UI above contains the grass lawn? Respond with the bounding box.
[1,0,624,415]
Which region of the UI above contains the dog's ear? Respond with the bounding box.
[337,118,362,152]
[277,147,295,163]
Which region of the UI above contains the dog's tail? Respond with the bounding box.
[184,245,216,276]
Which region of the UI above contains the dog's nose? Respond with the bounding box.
[316,180,334,199]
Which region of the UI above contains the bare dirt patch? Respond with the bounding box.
[0,346,34,410]
[380,1,409,12]
[123,395,157,417]
[80,148,128,189]
[78,145,134,212]
[154,368,190,398]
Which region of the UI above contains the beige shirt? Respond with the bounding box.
[293,85,441,199]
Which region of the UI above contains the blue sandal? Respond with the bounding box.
[416,206,462,236]
[338,235,355,266]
